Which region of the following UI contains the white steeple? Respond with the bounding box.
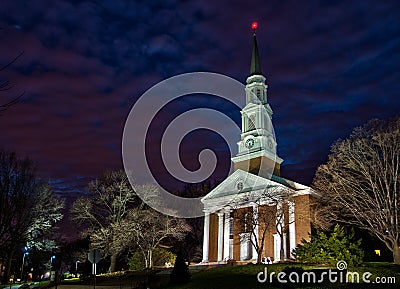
[231,22,283,177]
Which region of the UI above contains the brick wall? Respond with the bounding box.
[208,213,219,262]
[232,207,252,260]
[294,194,311,244]
[259,204,276,258]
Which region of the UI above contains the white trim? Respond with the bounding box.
[231,148,283,164]
[246,74,266,84]
[201,169,287,202]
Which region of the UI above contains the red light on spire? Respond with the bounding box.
[251,22,258,30]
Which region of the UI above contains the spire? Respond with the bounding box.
[250,22,262,76]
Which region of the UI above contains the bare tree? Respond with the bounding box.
[119,208,191,269]
[229,185,296,264]
[0,150,64,283]
[71,176,191,271]
[232,201,274,264]
[70,170,139,272]
[273,188,299,261]
[313,118,400,264]
[0,36,24,114]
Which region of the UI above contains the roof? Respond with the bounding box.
[249,33,262,76]
[201,169,312,211]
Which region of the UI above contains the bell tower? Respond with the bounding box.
[231,22,283,177]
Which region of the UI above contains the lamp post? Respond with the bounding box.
[50,255,56,267]
[20,247,28,282]
[75,261,80,277]
[50,256,56,280]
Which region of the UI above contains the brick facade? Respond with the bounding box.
[294,194,312,243]
[208,213,219,262]
[204,198,312,262]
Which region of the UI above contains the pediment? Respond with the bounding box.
[201,169,313,212]
[201,169,279,203]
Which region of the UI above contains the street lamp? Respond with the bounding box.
[75,261,80,277]
[49,255,56,283]
[20,247,28,282]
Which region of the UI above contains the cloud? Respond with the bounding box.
[0,0,399,204]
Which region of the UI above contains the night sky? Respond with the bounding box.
[1,0,399,222]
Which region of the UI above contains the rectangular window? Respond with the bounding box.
[230,217,234,235]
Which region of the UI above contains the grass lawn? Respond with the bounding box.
[0,281,50,289]
[163,262,400,289]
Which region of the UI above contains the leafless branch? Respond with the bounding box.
[312,118,400,264]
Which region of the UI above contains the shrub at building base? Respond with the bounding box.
[128,248,176,270]
[293,224,364,266]
[170,253,191,285]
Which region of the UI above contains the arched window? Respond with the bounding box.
[247,114,256,131]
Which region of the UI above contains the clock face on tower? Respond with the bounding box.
[245,137,255,149]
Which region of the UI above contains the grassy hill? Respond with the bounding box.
[163,262,400,289]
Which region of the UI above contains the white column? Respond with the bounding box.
[217,212,224,261]
[251,204,259,260]
[276,202,284,261]
[273,233,286,262]
[288,201,296,258]
[223,209,231,260]
[273,233,280,261]
[202,212,210,262]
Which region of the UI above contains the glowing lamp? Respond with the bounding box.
[251,22,258,30]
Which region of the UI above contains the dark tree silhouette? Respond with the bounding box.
[170,252,191,285]
[0,150,64,283]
